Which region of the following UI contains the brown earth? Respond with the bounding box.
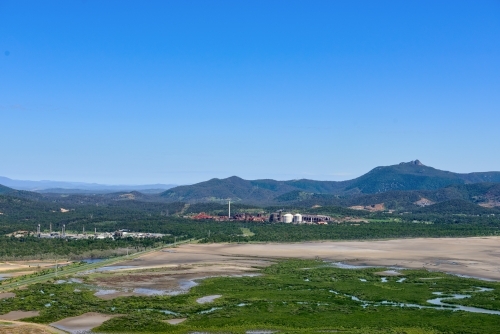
[88,253,269,299]
[164,318,187,325]
[0,293,15,300]
[113,238,500,281]
[0,312,39,321]
[50,312,119,333]
[0,320,65,334]
[0,262,69,274]
[349,203,385,212]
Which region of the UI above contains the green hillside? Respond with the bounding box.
[159,160,500,204]
[0,184,14,195]
[414,199,500,215]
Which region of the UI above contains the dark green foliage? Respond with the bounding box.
[2,260,499,333]
[184,202,261,214]
[159,161,500,204]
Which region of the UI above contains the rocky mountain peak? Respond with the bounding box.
[400,160,424,166]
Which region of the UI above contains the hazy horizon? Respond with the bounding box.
[2,1,499,184]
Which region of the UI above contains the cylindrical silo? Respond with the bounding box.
[282,213,293,223]
[293,214,302,223]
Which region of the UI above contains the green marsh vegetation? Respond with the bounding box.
[0,260,499,333]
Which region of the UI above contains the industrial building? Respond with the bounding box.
[269,211,332,224]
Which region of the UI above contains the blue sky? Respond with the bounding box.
[1,0,499,184]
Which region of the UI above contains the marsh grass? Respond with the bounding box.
[0,259,498,333]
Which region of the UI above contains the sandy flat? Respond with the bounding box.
[120,237,500,281]
[0,320,66,334]
[197,295,222,304]
[87,252,269,297]
[50,312,118,333]
[164,318,187,325]
[0,293,15,300]
[0,311,39,321]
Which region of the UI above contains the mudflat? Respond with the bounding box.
[50,312,118,333]
[0,311,39,321]
[0,293,15,300]
[0,321,66,334]
[125,237,500,280]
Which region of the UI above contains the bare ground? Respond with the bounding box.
[50,312,119,333]
[0,294,15,300]
[84,249,271,298]
[0,320,65,334]
[0,312,40,321]
[116,237,500,281]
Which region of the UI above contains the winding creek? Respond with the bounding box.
[329,287,500,315]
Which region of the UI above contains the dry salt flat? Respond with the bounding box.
[196,295,222,304]
[0,311,40,321]
[164,318,187,325]
[50,312,119,333]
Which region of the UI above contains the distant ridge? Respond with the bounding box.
[0,176,177,193]
[160,160,500,204]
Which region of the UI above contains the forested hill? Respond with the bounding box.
[0,184,44,201]
[0,184,15,195]
[160,160,500,203]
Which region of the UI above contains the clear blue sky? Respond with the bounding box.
[1,0,499,184]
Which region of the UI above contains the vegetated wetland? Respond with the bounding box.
[0,241,499,333]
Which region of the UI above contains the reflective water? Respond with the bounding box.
[198,307,222,314]
[81,258,105,264]
[133,288,166,296]
[329,288,500,315]
[427,292,500,315]
[330,262,376,269]
[94,289,118,296]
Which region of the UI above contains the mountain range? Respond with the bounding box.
[2,160,500,213]
[159,160,500,206]
[0,176,176,193]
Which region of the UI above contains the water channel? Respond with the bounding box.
[329,287,500,315]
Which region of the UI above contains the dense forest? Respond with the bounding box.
[1,179,500,260]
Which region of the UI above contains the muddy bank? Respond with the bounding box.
[128,238,500,281]
[0,293,15,300]
[50,312,118,333]
[0,311,40,321]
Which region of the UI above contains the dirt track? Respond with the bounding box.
[123,237,500,280]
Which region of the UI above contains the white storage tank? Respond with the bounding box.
[282,213,293,223]
[293,214,302,223]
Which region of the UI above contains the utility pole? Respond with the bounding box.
[55,259,58,277]
[49,223,52,234]
[228,200,231,220]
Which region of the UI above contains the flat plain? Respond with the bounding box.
[119,237,500,280]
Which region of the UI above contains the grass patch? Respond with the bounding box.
[240,228,255,237]
[0,260,498,333]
